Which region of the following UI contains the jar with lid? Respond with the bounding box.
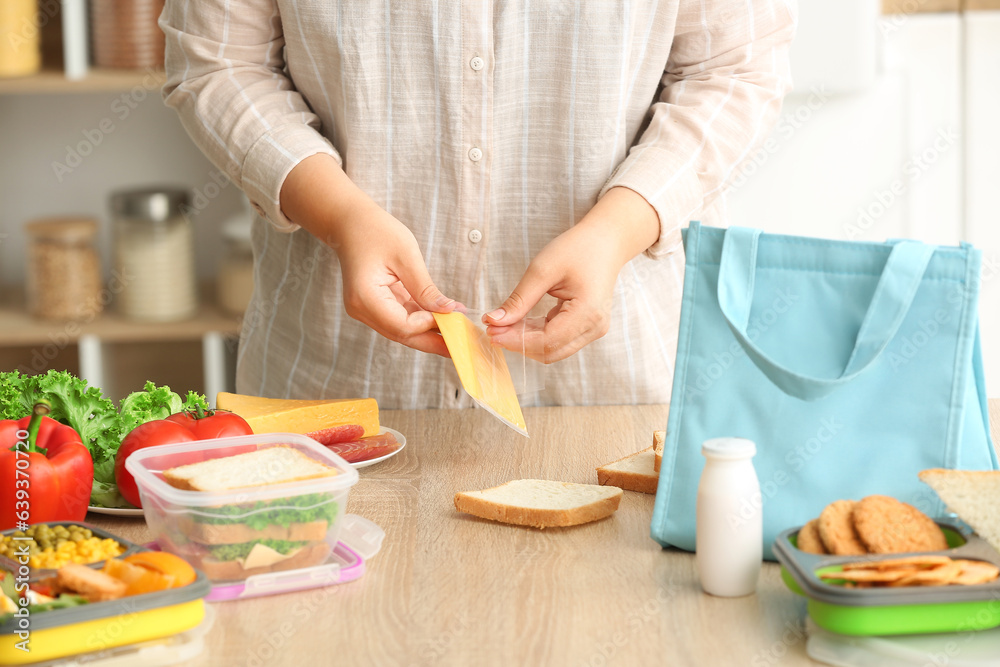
[0,0,41,78]
[216,215,255,315]
[24,218,103,322]
[111,187,197,322]
[696,437,762,597]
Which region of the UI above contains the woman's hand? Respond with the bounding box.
[484,187,660,363]
[280,154,458,357]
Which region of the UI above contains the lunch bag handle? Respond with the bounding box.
[717,227,935,400]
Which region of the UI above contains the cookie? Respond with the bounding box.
[852,495,948,554]
[818,500,867,555]
[952,560,1000,586]
[796,519,827,554]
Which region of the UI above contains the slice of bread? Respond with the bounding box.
[596,447,658,494]
[454,479,622,528]
[164,445,336,492]
[919,468,1000,552]
[653,430,665,473]
[175,518,330,545]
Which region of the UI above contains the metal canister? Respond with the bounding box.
[111,187,197,321]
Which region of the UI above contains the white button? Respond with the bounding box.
[468,147,483,162]
[470,56,484,71]
[468,229,482,243]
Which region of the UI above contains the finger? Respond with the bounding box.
[483,265,552,327]
[399,331,451,357]
[486,317,547,361]
[395,259,458,313]
[536,304,609,363]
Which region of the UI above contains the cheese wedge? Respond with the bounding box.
[216,393,380,437]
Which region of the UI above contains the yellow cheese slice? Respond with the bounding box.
[216,393,380,437]
[241,543,302,570]
[433,312,528,436]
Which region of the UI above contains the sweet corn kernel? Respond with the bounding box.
[21,536,125,569]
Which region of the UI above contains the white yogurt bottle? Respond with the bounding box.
[696,437,762,597]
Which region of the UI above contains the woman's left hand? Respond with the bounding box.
[483,187,661,363]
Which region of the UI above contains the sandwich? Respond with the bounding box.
[161,446,339,580]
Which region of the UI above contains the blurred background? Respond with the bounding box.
[0,0,997,402]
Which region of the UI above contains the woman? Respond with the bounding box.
[160,0,795,408]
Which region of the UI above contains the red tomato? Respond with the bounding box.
[114,421,196,508]
[115,409,254,508]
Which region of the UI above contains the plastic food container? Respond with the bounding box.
[0,522,142,582]
[126,433,360,583]
[0,548,210,665]
[774,520,1000,636]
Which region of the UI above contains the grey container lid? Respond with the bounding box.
[110,187,190,222]
[773,520,1000,607]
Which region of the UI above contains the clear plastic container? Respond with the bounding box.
[125,433,360,583]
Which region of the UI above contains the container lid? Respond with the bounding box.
[110,188,189,223]
[125,433,360,508]
[26,604,215,667]
[23,217,98,242]
[702,437,756,460]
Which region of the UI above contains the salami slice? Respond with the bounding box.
[325,432,400,463]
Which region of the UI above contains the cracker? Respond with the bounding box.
[841,555,953,571]
[796,519,827,555]
[887,560,962,587]
[819,567,919,583]
[952,560,1000,586]
[852,495,948,554]
[818,500,867,555]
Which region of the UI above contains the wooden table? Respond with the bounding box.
[87,402,1000,666]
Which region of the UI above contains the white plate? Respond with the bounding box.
[351,427,406,469]
[87,505,144,517]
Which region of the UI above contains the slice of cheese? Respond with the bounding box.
[216,393,380,437]
[241,543,302,570]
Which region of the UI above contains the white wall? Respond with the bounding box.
[0,90,244,288]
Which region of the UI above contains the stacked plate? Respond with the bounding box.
[91,0,165,69]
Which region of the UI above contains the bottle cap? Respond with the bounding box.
[701,437,756,460]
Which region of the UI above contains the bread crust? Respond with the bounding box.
[453,489,622,528]
[596,448,658,495]
[652,430,665,473]
[176,518,329,545]
[187,541,332,581]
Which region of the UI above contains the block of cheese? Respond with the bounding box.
[216,393,380,437]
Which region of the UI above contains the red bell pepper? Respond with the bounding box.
[115,406,253,508]
[0,401,94,530]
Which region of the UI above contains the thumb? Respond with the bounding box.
[396,262,456,313]
[485,266,550,326]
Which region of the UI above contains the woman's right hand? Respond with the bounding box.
[280,154,458,357]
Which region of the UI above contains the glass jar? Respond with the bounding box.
[0,0,41,78]
[217,216,254,315]
[111,187,197,322]
[24,217,103,322]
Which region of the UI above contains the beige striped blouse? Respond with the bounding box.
[160,0,795,409]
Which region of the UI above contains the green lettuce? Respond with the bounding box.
[208,539,309,562]
[193,494,338,530]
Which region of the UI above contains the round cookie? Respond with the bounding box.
[796,519,827,554]
[852,495,948,554]
[818,500,867,555]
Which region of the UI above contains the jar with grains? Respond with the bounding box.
[0,0,41,78]
[24,218,103,322]
[111,188,197,322]
[217,216,254,315]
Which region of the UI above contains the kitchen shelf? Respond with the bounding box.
[0,290,240,347]
[0,67,165,96]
